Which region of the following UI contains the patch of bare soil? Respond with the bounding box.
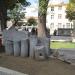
[0,53,75,75]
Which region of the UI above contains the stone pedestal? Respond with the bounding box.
[13,41,21,56]
[34,45,47,60]
[38,37,50,57]
[21,39,28,57]
[5,40,13,55]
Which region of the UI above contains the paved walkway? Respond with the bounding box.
[0,67,28,75]
[51,36,72,41]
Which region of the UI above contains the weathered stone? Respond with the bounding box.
[21,39,28,57]
[29,36,37,58]
[37,37,50,57]
[3,26,29,57]
[13,40,21,56]
[3,26,18,41]
[34,45,47,60]
[4,40,13,55]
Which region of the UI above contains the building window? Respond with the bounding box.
[58,14,62,19]
[51,15,54,19]
[63,25,65,28]
[51,6,54,11]
[66,23,70,28]
[58,6,62,10]
[58,23,62,28]
[50,23,54,28]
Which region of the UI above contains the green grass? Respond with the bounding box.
[50,42,75,49]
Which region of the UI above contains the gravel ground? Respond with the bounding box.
[0,53,75,75]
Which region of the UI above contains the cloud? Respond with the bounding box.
[25,3,38,17]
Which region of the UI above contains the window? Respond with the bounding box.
[63,25,65,28]
[50,23,54,28]
[58,6,62,10]
[58,14,62,19]
[66,23,70,28]
[51,15,54,19]
[51,6,54,11]
[58,23,62,28]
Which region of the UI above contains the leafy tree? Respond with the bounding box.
[27,17,37,26]
[38,0,49,37]
[66,2,75,20]
[7,3,25,26]
[66,0,75,38]
[0,0,30,31]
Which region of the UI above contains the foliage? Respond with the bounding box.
[6,0,31,26]
[27,17,37,26]
[69,0,75,3]
[0,0,30,30]
[8,4,24,20]
[66,0,75,20]
[5,0,30,10]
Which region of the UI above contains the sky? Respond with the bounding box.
[26,0,69,17]
[27,0,69,5]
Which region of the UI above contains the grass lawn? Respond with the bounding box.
[50,42,75,49]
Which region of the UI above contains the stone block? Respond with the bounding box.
[4,40,13,55]
[13,40,21,56]
[21,38,29,57]
[34,45,47,60]
[29,36,37,58]
[37,37,50,56]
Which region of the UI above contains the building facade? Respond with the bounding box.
[46,1,73,35]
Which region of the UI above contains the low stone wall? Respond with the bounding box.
[2,27,51,60]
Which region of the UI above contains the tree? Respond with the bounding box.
[7,3,25,26]
[0,0,30,31]
[66,0,75,40]
[38,0,49,37]
[27,17,37,26]
[66,2,75,20]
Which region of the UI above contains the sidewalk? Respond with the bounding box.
[51,36,72,42]
[0,67,28,75]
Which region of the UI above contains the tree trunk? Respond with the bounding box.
[38,14,47,37]
[0,0,7,31]
[38,0,49,38]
